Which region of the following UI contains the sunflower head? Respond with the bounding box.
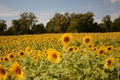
[67,46,78,53]
[97,46,107,56]
[18,50,26,58]
[25,46,33,55]
[104,57,115,69]
[33,55,38,61]
[0,65,7,80]
[79,49,87,55]
[47,49,62,63]
[9,62,24,80]
[61,33,73,46]
[67,46,74,52]
[107,46,114,52]
[92,47,98,53]
[82,36,92,44]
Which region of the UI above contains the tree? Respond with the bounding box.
[46,12,71,33]
[102,15,112,32]
[68,12,94,32]
[19,12,37,34]
[32,23,45,34]
[0,20,7,35]
[112,16,120,31]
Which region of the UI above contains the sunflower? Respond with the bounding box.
[25,46,33,55]
[107,46,114,52]
[73,46,78,52]
[82,36,92,44]
[79,49,87,55]
[104,57,114,69]
[67,46,74,53]
[61,33,73,46]
[9,62,24,80]
[87,43,94,49]
[0,65,7,80]
[33,50,41,56]
[33,55,38,61]
[3,57,9,62]
[18,50,26,58]
[67,46,78,53]
[97,46,107,56]
[92,47,98,53]
[7,53,15,61]
[0,57,4,62]
[47,49,62,63]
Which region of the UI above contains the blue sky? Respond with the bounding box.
[0,0,120,26]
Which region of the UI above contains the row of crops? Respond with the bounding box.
[0,32,120,80]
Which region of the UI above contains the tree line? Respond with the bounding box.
[0,12,120,35]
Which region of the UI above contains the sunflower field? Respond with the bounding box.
[0,32,120,80]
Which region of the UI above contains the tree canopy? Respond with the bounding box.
[0,12,120,35]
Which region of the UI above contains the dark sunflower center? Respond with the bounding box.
[0,57,3,61]
[107,47,111,50]
[74,47,77,50]
[89,45,92,48]
[81,50,83,53]
[107,60,111,65]
[0,52,2,54]
[28,49,31,52]
[99,50,104,54]
[93,48,96,51]
[85,38,90,43]
[34,57,37,60]
[4,57,8,61]
[20,52,24,56]
[10,55,14,58]
[53,54,57,59]
[69,48,73,51]
[0,68,6,75]
[64,36,70,42]
[16,67,21,74]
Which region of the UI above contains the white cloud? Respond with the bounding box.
[105,0,120,3]
[111,12,120,20]
[35,11,54,26]
[0,5,20,17]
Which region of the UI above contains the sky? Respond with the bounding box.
[0,0,120,27]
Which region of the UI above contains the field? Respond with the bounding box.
[0,32,120,80]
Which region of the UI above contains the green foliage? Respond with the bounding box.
[0,12,120,35]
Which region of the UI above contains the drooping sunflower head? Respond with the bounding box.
[0,65,7,80]
[82,36,92,44]
[9,62,24,80]
[47,49,62,63]
[61,33,73,46]
[104,57,115,69]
